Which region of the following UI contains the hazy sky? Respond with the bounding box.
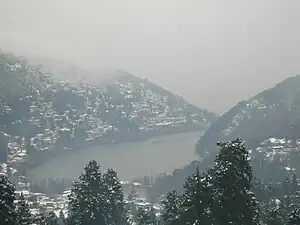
[1,0,300,114]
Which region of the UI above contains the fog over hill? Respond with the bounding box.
[26,56,122,87]
[0,51,216,173]
[1,0,300,113]
[3,2,300,224]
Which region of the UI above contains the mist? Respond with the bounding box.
[1,0,300,113]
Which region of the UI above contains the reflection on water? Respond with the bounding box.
[28,131,202,181]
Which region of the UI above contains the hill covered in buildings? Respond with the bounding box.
[149,75,300,199]
[0,51,217,169]
[197,75,300,154]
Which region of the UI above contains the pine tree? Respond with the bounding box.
[209,139,259,225]
[0,174,17,225]
[67,160,108,225]
[135,208,148,225]
[262,199,285,225]
[15,193,33,225]
[46,212,58,225]
[180,169,213,225]
[162,190,183,225]
[103,168,127,225]
[33,213,47,225]
[136,207,157,225]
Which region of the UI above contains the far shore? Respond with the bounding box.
[25,124,207,171]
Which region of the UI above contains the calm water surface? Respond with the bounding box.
[28,131,203,181]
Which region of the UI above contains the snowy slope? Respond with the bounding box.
[0,51,218,165]
[197,75,300,154]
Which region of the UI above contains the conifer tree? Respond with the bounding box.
[262,199,286,225]
[209,139,259,225]
[136,207,157,225]
[33,213,47,225]
[46,212,58,225]
[0,174,17,225]
[136,208,148,225]
[15,193,33,225]
[67,160,108,225]
[161,190,183,225]
[103,168,127,225]
[180,169,213,225]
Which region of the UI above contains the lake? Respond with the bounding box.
[27,131,203,181]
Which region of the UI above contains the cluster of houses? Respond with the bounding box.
[256,137,295,160]
[9,172,161,219]
[1,52,189,220]
[0,51,210,157]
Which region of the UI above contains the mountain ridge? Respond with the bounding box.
[149,75,300,199]
[197,74,300,154]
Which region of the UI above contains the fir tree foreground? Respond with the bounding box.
[2,139,300,225]
[0,173,16,225]
[0,161,128,225]
[67,160,128,225]
[162,139,259,225]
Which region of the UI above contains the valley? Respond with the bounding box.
[2,2,300,224]
[1,51,300,225]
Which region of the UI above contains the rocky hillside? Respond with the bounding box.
[0,51,217,168]
[197,75,300,154]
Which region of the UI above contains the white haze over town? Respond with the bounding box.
[1,0,300,114]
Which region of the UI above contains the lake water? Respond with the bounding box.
[28,131,203,181]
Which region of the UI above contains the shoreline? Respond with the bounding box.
[27,129,204,183]
[25,125,207,171]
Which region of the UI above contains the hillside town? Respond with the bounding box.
[9,174,162,221]
[1,143,164,221]
[1,134,300,221]
[0,52,214,164]
[0,52,203,222]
